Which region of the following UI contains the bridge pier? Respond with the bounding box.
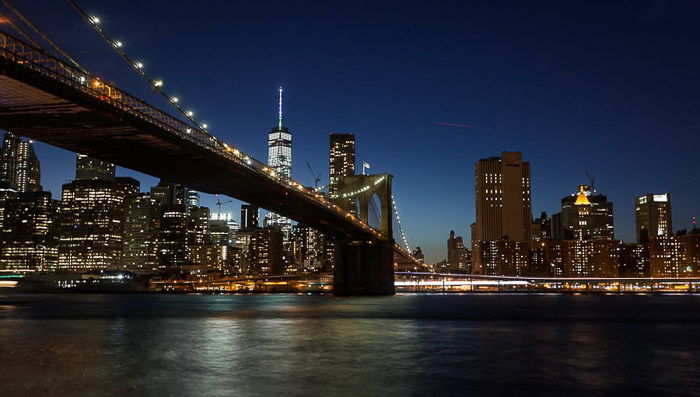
[334,239,395,296]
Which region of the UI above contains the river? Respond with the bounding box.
[1,293,699,396]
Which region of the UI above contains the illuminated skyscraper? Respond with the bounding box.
[329,133,356,193]
[0,191,59,272]
[58,154,139,272]
[75,154,115,181]
[0,132,41,192]
[556,185,614,241]
[58,179,134,271]
[156,204,188,270]
[122,194,159,273]
[241,204,259,231]
[635,193,672,243]
[447,230,469,272]
[266,87,292,233]
[472,152,532,274]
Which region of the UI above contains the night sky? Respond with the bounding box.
[7,0,700,263]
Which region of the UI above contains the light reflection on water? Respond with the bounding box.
[1,293,699,396]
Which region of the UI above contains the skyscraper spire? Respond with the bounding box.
[278,86,283,129]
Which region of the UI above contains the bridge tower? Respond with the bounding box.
[331,174,395,295]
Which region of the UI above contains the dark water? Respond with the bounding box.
[1,293,700,396]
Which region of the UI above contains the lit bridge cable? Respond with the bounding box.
[2,0,88,73]
[67,0,207,130]
[391,195,411,253]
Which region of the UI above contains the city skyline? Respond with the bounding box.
[12,0,700,263]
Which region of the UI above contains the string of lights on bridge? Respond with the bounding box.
[392,196,412,253]
[67,0,208,131]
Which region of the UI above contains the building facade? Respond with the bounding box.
[557,185,614,241]
[0,191,59,272]
[447,230,470,273]
[329,133,356,193]
[635,193,672,243]
[472,152,532,274]
[0,132,41,193]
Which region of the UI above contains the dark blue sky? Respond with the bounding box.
[11,0,700,263]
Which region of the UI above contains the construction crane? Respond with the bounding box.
[214,194,233,217]
[306,162,321,188]
[585,171,596,193]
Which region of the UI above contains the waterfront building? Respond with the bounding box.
[58,179,128,271]
[249,225,284,275]
[635,193,672,243]
[0,190,59,272]
[472,152,532,274]
[121,194,159,274]
[156,204,188,270]
[0,132,41,192]
[649,229,700,277]
[447,230,469,272]
[58,157,136,271]
[477,239,530,276]
[619,242,649,277]
[562,238,619,277]
[555,185,614,241]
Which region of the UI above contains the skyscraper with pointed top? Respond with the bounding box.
[265,87,293,236]
[267,87,292,179]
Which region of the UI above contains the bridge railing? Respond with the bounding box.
[0,31,386,240]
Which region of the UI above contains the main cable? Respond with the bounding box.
[67,0,206,130]
[2,0,87,73]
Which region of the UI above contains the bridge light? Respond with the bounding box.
[153,79,163,87]
[114,41,123,48]
[202,123,208,129]
[91,16,100,24]
[186,111,194,117]
[135,61,144,69]
[186,128,191,134]
[171,97,179,103]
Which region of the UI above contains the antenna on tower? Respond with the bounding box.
[278,86,283,129]
[584,171,596,193]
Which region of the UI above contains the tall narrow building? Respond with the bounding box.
[329,133,356,193]
[635,193,672,243]
[0,132,41,192]
[472,152,532,274]
[265,87,292,234]
[241,204,259,231]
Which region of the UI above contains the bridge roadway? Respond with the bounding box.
[0,31,386,243]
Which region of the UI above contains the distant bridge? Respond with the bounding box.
[0,31,420,294]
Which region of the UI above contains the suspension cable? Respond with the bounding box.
[67,0,206,130]
[2,0,87,73]
[0,10,42,48]
[391,195,412,252]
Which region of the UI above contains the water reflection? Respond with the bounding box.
[1,294,699,395]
